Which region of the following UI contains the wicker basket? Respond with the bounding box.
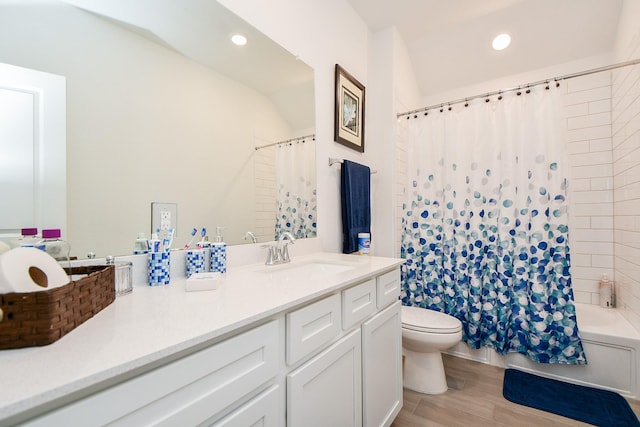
[0,265,115,350]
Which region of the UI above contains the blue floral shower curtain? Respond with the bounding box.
[275,139,317,240]
[401,87,586,364]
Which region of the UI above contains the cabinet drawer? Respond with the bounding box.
[286,294,341,365]
[211,384,281,427]
[23,320,280,427]
[342,279,376,330]
[377,269,400,308]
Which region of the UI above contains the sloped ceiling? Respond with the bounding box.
[347,0,623,97]
[62,0,315,130]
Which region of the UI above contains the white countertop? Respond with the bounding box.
[0,252,404,423]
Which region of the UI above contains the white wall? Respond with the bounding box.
[218,0,374,254]
[393,34,421,258]
[373,28,422,258]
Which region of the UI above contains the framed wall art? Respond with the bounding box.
[334,64,365,152]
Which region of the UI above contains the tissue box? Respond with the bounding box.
[0,265,115,349]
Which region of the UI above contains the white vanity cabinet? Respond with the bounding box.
[285,269,402,427]
[6,262,403,427]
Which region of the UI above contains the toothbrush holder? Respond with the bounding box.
[148,251,171,286]
[186,249,206,278]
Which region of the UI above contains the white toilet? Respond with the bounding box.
[401,306,463,394]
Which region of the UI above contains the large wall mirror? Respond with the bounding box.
[0,0,316,258]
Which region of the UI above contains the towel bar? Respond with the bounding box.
[329,158,377,174]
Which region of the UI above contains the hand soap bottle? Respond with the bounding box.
[210,226,227,274]
[12,228,44,250]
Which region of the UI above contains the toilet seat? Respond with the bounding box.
[402,306,462,334]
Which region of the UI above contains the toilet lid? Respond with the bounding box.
[402,306,462,334]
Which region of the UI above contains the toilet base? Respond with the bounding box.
[403,348,448,394]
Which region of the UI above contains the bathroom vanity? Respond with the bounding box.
[0,252,404,426]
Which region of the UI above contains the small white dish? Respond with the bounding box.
[185,272,222,292]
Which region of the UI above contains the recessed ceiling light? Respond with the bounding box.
[231,34,247,46]
[492,33,511,51]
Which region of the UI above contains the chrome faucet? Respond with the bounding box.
[243,231,257,244]
[262,232,296,265]
[277,232,296,263]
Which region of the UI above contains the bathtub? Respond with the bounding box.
[446,303,640,398]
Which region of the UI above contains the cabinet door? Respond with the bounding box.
[362,301,402,427]
[287,329,362,427]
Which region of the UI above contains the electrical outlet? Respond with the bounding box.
[160,211,172,230]
[151,202,177,237]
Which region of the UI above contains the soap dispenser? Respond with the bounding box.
[210,226,227,274]
[599,273,613,308]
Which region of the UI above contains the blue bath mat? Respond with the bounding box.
[503,369,640,426]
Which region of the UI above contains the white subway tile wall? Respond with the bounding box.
[565,72,614,306]
[253,146,277,243]
[613,41,640,330]
[395,112,408,257]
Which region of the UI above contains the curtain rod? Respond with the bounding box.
[397,58,640,119]
[254,133,315,151]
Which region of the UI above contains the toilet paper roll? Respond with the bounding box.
[0,247,70,293]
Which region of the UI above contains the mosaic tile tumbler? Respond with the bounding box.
[210,242,226,274]
[148,251,170,286]
[186,249,206,278]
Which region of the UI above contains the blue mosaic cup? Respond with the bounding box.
[148,251,170,286]
[210,243,227,273]
[186,249,206,278]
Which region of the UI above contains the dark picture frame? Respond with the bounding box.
[334,64,365,152]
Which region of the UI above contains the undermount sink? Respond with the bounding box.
[256,260,357,279]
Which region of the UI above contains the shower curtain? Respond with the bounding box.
[401,87,586,364]
[275,140,317,240]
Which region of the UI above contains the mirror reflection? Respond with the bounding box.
[0,0,316,258]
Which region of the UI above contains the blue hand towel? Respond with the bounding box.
[341,160,370,254]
